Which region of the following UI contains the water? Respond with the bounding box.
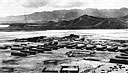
[0,29,128,41]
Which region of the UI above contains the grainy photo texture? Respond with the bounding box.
[0,0,128,73]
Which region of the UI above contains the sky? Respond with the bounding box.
[0,0,128,17]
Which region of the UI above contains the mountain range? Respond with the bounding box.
[1,8,128,30]
[1,8,128,23]
[3,14,128,31]
[44,15,128,29]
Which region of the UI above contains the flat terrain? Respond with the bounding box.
[0,47,126,73]
[0,29,128,41]
[0,30,128,73]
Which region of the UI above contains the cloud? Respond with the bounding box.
[20,0,49,8]
[0,0,128,17]
[19,0,128,9]
[50,0,88,8]
[20,0,89,8]
[0,0,36,17]
[90,0,128,9]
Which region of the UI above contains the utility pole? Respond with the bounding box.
[24,12,27,23]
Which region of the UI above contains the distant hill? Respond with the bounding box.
[55,15,105,28]
[1,8,128,23]
[4,14,128,31]
[120,14,128,23]
[54,15,128,29]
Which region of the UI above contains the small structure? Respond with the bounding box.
[0,67,14,72]
[107,46,118,52]
[121,43,128,47]
[21,43,28,46]
[60,65,79,73]
[0,45,8,49]
[37,44,45,47]
[47,46,59,50]
[86,44,96,50]
[37,47,44,49]
[12,44,21,47]
[116,56,128,59]
[57,44,67,48]
[43,60,58,65]
[11,52,28,57]
[42,66,61,73]
[96,45,107,51]
[83,57,100,61]
[66,44,77,49]
[121,53,128,56]
[110,58,128,64]
[29,44,38,48]
[20,50,37,55]
[66,50,95,57]
[29,48,44,53]
[118,47,128,52]
[3,44,12,48]
[11,47,23,51]
[44,48,52,51]
[75,44,86,49]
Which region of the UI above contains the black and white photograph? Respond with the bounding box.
[0,0,128,73]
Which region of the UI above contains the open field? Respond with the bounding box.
[0,29,128,41]
[0,29,128,73]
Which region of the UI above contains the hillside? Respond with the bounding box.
[56,15,128,29]
[3,14,128,31]
[94,18,128,29]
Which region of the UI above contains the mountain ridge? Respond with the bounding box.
[3,14,128,31]
[1,8,128,23]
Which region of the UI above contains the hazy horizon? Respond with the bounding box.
[0,0,128,17]
[1,7,128,18]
